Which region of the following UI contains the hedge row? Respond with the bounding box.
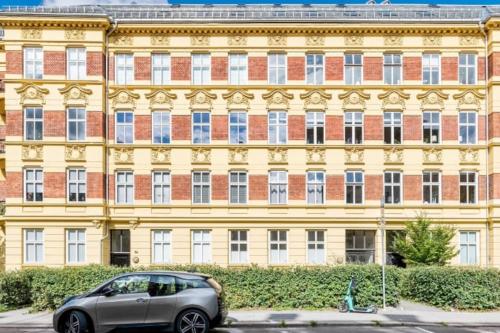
[0,264,400,311]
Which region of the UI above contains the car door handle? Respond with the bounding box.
[136,298,147,303]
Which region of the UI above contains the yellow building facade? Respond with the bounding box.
[0,4,500,270]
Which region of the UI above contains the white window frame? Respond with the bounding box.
[67,108,86,142]
[307,171,325,205]
[268,53,287,85]
[152,111,171,144]
[422,111,441,144]
[151,53,171,85]
[192,230,211,264]
[229,230,248,264]
[344,53,363,85]
[459,231,479,265]
[152,170,171,205]
[307,230,326,264]
[24,47,43,79]
[306,111,325,145]
[24,168,43,202]
[66,229,86,264]
[269,170,288,205]
[460,171,477,205]
[115,53,134,85]
[115,111,134,144]
[229,171,248,204]
[24,228,44,264]
[384,171,402,205]
[459,111,477,145]
[344,111,364,144]
[384,112,402,145]
[66,47,86,80]
[383,53,402,85]
[268,111,288,145]
[192,171,211,204]
[229,111,248,144]
[24,107,44,141]
[268,230,288,265]
[422,53,440,85]
[115,170,134,204]
[192,111,211,144]
[152,229,172,264]
[459,53,477,85]
[423,171,441,204]
[192,53,211,85]
[345,171,364,205]
[306,53,324,85]
[229,53,248,85]
[67,168,86,203]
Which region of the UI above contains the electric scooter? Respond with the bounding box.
[338,276,378,314]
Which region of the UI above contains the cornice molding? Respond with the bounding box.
[0,16,110,29]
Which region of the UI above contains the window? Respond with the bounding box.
[24,107,43,141]
[192,54,210,85]
[67,48,86,80]
[115,54,134,85]
[423,53,440,85]
[307,171,325,205]
[116,171,134,204]
[24,229,43,263]
[269,171,287,205]
[152,171,170,204]
[384,171,401,204]
[229,230,248,264]
[108,275,150,295]
[150,275,176,297]
[345,54,362,85]
[152,230,171,264]
[229,171,247,204]
[192,171,210,204]
[25,168,43,202]
[152,53,170,85]
[307,230,325,264]
[346,171,363,204]
[68,169,86,203]
[229,112,247,144]
[460,171,477,204]
[229,54,247,85]
[192,230,211,264]
[306,54,324,85]
[459,53,476,85]
[344,112,363,144]
[269,230,287,264]
[306,112,324,144]
[346,230,375,264]
[67,229,85,264]
[460,231,478,265]
[67,108,86,141]
[423,171,440,204]
[152,111,171,144]
[268,111,287,144]
[115,111,134,144]
[268,53,286,85]
[24,47,43,79]
[423,111,440,144]
[384,54,402,85]
[192,112,210,144]
[459,111,477,144]
[384,112,402,144]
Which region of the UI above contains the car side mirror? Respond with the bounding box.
[101,286,115,297]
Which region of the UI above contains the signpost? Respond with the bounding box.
[380,198,386,309]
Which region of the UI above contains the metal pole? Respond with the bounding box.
[380,198,386,309]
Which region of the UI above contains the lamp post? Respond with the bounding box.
[380,198,386,309]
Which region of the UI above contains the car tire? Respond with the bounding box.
[175,309,210,333]
[62,311,90,333]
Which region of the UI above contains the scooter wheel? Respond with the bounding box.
[338,301,348,313]
[371,306,378,314]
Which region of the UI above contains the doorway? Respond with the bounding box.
[110,229,130,266]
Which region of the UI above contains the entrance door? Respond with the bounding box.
[110,229,130,266]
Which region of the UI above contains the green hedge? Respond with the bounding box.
[0,264,400,311]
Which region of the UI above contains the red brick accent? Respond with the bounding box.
[478,115,486,141]
[249,175,268,200]
[212,175,228,200]
[44,111,66,137]
[6,50,23,74]
[288,115,305,141]
[108,174,115,201]
[248,57,267,81]
[87,111,104,138]
[135,115,151,141]
[403,115,422,141]
[87,172,104,199]
[403,56,422,81]
[6,171,23,198]
[488,113,500,139]
[87,51,104,76]
[478,56,485,81]
[441,57,458,81]
[403,175,422,201]
[363,57,383,81]
[211,57,228,81]
[325,57,343,81]
[365,175,383,200]
[108,115,115,141]
[44,172,65,198]
[442,116,458,141]
[326,175,344,200]
[212,115,228,141]
[0,125,5,140]
[489,52,500,78]
[479,175,486,201]
[442,175,459,201]
[6,111,22,136]
[249,115,267,141]
[172,175,191,200]
[108,56,114,81]
[172,115,191,141]
[171,57,191,81]
[364,115,383,141]
[289,175,305,200]
[0,180,5,202]
[44,51,65,76]
[325,116,343,141]
[135,174,151,200]
[287,57,305,81]
[134,56,151,81]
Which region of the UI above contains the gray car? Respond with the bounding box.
[53,271,227,333]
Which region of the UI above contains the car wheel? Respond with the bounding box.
[176,309,209,333]
[63,311,89,333]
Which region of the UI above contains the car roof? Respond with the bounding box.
[117,271,211,280]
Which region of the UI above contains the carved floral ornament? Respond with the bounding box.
[306,147,326,164]
[191,35,209,46]
[268,35,286,46]
[110,34,132,45]
[151,148,171,164]
[15,83,49,106]
[378,90,410,111]
[65,145,86,161]
[222,90,254,110]
[185,90,217,110]
[459,36,479,46]
[423,148,442,164]
[416,90,449,111]
[192,148,211,164]
[229,148,248,164]
[384,35,403,46]
[338,90,370,110]
[114,148,134,164]
[423,35,442,46]
[22,145,43,161]
[109,89,140,109]
[228,35,247,46]
[262,89,294,110]
[65,29,85,40]
[145,89,177,110]
[268,148,288,164]
[345,148,364,164]
[453,90,485,111]
[384,147,404,164]
[151,35,170,46]
[459,148,479,165]
[300,90,332,111]
[59,84,93,106]
[345,35,363,46]
[22,28,42,40]
[305,35,325,46]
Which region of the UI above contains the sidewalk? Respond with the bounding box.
[1,301,500,329]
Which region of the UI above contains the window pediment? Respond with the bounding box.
[15,83,49,106]
[300,89,332,111]
[185,89,217,111]
[145,89,177,110]
[109,89,140,109]
[378,90,410,111]
[59,84,93,106]
[222,90,254,110]
[453,90,485,111]
[416,90,449,111]
[338,90,370,111]
[262,89,293,110]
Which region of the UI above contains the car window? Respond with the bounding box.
[149,275,176,297]
[109,275,150,295]
[175,277,211,292]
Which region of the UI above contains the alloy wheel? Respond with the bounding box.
[179,311,207,333]
[64,313,80,333]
